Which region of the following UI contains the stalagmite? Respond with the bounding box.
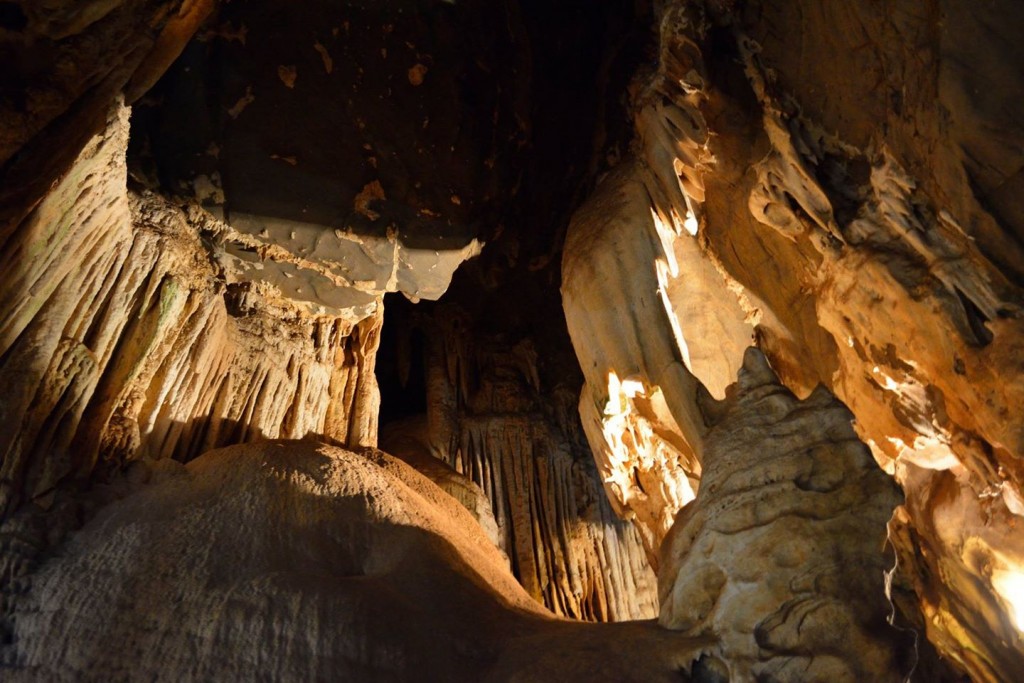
[658,349,909,681]
[561,0,1024,676]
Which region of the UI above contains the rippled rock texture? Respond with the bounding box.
[0,0,659,630]
[659,349,909,681]
[0,103,382,521]
[3,0,1024,680]
[564,0,1024,678]
[379,302,659,621]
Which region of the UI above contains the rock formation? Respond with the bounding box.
[562,5,756,567]
[659,349,909,681]
[411,306,658,621]
[2,0,1024,681]
[376,284,660,622]
[1,0,659,629]
[379,418,504,552]
[2,440,707,682]
[0,103,382,521]
[563,1,1024,678]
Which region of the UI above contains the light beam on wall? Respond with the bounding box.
[993,568,1024,631]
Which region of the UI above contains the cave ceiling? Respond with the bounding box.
[127,0,640,318]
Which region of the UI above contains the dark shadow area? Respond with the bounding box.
[0,2,26,32]
[376,293,428,428]
[127,0,648,254]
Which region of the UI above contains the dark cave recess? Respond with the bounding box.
[129,0,651,259]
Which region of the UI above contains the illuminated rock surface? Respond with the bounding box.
[658,349,909,681]
[563,1,1024,678]
[2,440,703,682]
[2,0,1024,681]
[0,104,382,520]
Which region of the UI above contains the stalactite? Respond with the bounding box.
[561,0,1024,675]
[412,307,658,621]
[727,26,1024,676]
[0,102,382,518]
[562,6,754,563]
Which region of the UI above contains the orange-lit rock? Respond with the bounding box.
[2,440,705,681]
[2,0,1024,680]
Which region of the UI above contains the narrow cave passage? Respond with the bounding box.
[375,293,427,430]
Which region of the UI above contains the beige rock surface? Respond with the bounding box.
[379,416,504,553]
[564,162,707,566]
[2,440,706,682]
[659,349,909,681]
[561,0,1024,676]
[715,9,1024,676]
[2,0,1023,678]
[417,310,659,621]
[0,0,202,236]
[0,103,382,519]
[562,8,761,567]
[891,465,1024,681]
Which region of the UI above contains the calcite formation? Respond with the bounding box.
[0,0,661,631]
[563,6,759,567]
[564,0,1024,677]
[2,0,1024,680]
[715,7,1024,676]
[1,440,706,682]
[659,349,908,681]
[210,209,484,320]
[0,0,210,233]
[402,307,659,621]
[378,419,504,552]
[563,162,707,566]
[892,465,1024,681]
[0,103,381,523]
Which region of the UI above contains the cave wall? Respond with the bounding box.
[375,245,661,621]
[564,0,1024,678]
[398,300,657,621]
[0,0,661,627]
[0,0,215,231]
[0,357,913,680]
[707,4,1024,677]
[351,0,662,621]
[0,99,382,518]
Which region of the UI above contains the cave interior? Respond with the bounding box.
[1,0,1024,681]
